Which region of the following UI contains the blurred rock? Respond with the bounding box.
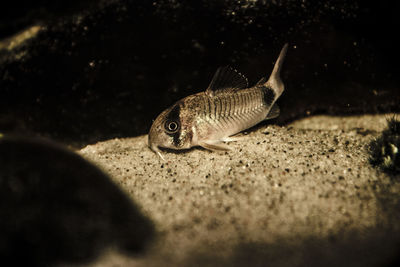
[0,135,154,267]
[369,117,400,175]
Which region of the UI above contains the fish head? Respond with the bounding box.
[148,102,193,156]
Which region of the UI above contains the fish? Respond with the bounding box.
[148,43,288,159]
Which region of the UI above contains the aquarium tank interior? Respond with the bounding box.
[1,1,400,266]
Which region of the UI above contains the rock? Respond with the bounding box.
[0,135,154,267]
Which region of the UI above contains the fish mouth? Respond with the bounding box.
[149,142,165,161]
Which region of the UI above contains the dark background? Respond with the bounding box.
[1,0,399,147]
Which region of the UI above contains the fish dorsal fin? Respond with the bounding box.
[205,66,248,97]
[256,77,267,85]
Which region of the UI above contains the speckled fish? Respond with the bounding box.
[148,43,288,159]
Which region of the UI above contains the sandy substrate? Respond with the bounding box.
[76,114,400,267]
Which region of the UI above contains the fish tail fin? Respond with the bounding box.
[265,43,288,97]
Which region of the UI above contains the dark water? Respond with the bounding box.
[1,0,399,147]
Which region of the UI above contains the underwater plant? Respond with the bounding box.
[369,117,400,175]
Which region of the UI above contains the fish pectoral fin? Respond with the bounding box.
[221,136,245,142]
[198,141,231,151]
[265,103,280,120]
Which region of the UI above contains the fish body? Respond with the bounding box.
[148,44,288,158]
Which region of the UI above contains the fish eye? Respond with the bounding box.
[164,120,180,134]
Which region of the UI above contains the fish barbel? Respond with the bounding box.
[148,44,288,159]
